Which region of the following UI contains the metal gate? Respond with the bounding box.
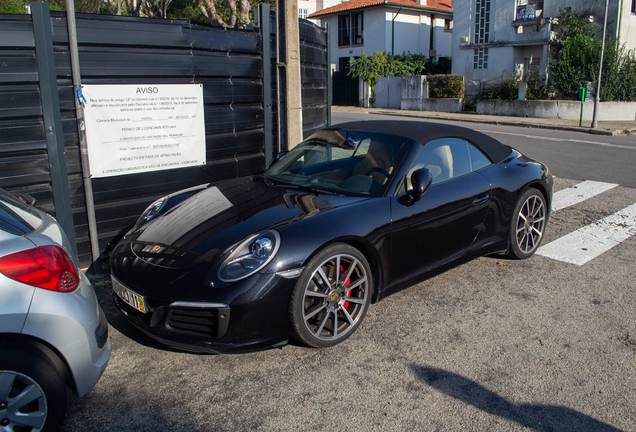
[332,71,359,106]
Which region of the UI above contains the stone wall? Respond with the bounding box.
[476,100,636,121]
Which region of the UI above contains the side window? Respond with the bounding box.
[405,138,472,190]
[469,143,492,171]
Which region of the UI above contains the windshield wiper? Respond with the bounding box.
[280,182,337,195]
[262,175,339,195]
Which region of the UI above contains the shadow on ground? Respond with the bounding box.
[410,365,623,432]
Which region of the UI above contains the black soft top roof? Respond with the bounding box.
[328,120,512,163]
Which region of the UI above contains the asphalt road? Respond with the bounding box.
[61,118,636,432]
[332,112,636,188]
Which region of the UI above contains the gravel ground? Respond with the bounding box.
[62,177,636,432]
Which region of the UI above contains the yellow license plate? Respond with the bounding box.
[111,276,146,313]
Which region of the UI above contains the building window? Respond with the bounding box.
[516,0,543,20]
[338,12,363,46]
[444,19,453,32]
[474,48,488,69]
[299,8,308,19]
[632,0,635,13]
[474,0,490,44]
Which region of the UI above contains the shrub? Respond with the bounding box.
[475,78,519,101]
[348,52,451,88]
[428,74,464,98]
[525,75,551,100]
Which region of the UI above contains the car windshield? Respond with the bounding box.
[264,130,410,197]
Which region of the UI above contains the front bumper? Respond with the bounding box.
[112,271,297,354]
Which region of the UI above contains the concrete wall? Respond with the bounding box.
[401,76,427,110]
[373,76,463,113]
[375,77,402,109]
[421,98,464,113]
[476,100,636,121]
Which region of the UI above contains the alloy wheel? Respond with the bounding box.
[515,193,546,255]
[0,370,47,431]
[301,253,369,342]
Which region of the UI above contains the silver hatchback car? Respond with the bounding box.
[0,188,111,431]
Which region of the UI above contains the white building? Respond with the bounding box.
[309,0,453,71]
[299,0,342,22]
[452,0,636,87]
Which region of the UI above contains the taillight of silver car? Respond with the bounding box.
[0,245,80,292]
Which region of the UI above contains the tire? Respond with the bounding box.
[0,344,67,432]
[289,243,373,348]
[508,187,547,259]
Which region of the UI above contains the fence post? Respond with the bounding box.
[31,3,77,256]
[282,0,302,148]
[260,3,273,168]
[65,0,102,273]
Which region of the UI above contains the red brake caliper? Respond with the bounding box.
[340,265,351,309]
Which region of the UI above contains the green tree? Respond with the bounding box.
[549,7,636,101]
[0,0,28,13]
[0,0,273,25]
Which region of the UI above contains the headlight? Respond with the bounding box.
[135,196,167,229]
[219,231,281,282]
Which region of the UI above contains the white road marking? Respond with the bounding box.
[537,202,636,265]
[551,181,619,212]
[478,130,636,151]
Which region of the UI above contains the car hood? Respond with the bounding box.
[120,176,367,271]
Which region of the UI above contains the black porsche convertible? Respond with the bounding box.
[110,120,553,353]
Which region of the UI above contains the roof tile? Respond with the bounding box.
[309,0,452,18]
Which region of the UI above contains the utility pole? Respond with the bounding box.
[65,0,102,273]
[282,0,303,149]
[591,0,610,129]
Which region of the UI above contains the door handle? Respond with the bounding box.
[472,194,489,205]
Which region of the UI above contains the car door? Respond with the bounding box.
[389,138,492,284]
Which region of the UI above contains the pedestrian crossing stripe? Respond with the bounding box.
[538,182,636,265]
[551,180,618,212]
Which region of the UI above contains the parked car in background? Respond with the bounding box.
[0,188,111,432]
[110,120,553,354]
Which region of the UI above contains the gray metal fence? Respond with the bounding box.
[299,18,328,138]
[0,6,327,266]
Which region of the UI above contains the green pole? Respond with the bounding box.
[579,87,586,127]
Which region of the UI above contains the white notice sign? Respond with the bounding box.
[82,84,206,178]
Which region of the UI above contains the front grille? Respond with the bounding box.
[165,307,229,339]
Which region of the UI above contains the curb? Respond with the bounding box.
[332,107,633,137]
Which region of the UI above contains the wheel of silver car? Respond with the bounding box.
[289,243,372,348]
[0,345,66,432]
[509,188,547,259]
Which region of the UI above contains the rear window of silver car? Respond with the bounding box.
[0,188,43,235]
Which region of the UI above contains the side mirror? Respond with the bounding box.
[409,167,432,202]
[14,193,37,206]
[269,151,288,167]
